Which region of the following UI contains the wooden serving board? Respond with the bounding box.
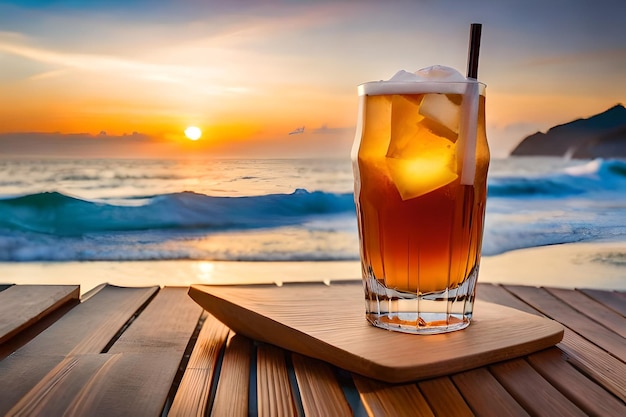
[188,282,564,383]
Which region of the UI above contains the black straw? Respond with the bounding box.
[466,23,482,79]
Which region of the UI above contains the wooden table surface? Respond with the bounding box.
[0,281,624,416]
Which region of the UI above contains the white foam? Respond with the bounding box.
[358,65,483,96]
[414,65,467,82]
[563,159,602,178]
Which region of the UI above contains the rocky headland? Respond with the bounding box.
[511,104,626,158]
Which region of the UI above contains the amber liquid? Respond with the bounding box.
[353,92,489,294]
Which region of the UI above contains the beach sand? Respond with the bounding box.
[479,240,625,290]
[1,241,624,295]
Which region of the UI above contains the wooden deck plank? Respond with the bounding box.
[21,284,158,356]
[527,347,626,417]
[168,314,230,417]
[4,354,113,417]
[477,283,539,315]
[0,298,77,361]
[559,329,626,402]
[475,286,625,404]
[256,343,298,417]
[546,287,626,337]
[210,333,253,417]
[1,284,623,417]
[291,353,352,417]
[108,286,202,354]
[452,368,530,417]
[67,353,184,417]
[6,352,182,417]
[490,358,589,417]
[579,288,626,317]
[418,377,474,417]
[0,285,157,415]
[480,283,626,401]
[353,376,434,417]
[504,285,626,362]
[0,284,80,344]
[0,354,67,415]
[60,287,205,417]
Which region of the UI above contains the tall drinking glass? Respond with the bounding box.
[352,68,490,334]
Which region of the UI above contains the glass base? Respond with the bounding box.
[363,267,479,335]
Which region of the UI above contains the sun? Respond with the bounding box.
[184,126,202,140]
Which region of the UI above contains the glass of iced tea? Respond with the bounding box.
[352,65,490,334]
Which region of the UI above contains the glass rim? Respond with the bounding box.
[358,80,486,96]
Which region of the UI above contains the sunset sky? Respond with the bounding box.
[1,0,625,158]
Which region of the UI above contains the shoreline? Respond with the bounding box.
[1,240,624,295]
[479,240,625,290]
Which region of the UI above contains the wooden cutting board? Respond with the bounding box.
[188,281,563,383]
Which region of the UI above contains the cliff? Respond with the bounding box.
[510,104,626,158]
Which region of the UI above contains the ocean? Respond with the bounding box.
[0,156,625,267]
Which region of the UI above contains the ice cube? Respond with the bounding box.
[387,118,455,161]
[386,155,458,200]
[386,95,424,158]
[418,93,460,141]
[386,93,459,199]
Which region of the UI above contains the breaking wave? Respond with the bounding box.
[0,189,355,235]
